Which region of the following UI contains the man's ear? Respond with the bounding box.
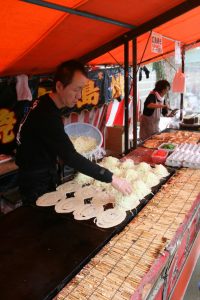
[56,81,63,92]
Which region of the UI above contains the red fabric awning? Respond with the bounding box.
[89,6,200,65]
[0,0,199,76]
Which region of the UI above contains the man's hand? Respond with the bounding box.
[111,175,132,195]
[163,104,170,110]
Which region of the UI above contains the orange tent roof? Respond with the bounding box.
[0,0,199,76]
[89,6,200,66]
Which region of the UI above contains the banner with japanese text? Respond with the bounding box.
[151,32,163,54]
[0,83,18,154]
[0,82,31,154]
[62,67,125,116]
[175,41,181,65]
[76,67,124,109]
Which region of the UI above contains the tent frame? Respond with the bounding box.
[80,0,199,63]
[132,38,137,150]
[22,0,135,29]
[18,0,200,152]
[124,41,129,153]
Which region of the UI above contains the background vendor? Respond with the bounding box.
[16,60,132,205]
[140,80,171,141]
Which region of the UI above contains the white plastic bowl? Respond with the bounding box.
[64,122,104,160]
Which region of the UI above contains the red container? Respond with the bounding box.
[151,149,168,164]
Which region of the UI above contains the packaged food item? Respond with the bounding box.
[165,143,200,168]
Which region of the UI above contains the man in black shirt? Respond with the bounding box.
[140,80,170,141]
[16,60,132,205]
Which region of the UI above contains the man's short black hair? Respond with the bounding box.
[52,60,88,92]
[154,80,170,92]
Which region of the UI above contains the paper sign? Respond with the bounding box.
[151,32,163,54]
[175,41,181,64]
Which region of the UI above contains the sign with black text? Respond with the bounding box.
[151,32,163,54]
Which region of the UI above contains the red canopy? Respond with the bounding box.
[89,6,200,65]
[0,0,199,76]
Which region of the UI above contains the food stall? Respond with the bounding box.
[56,168,200,300]
[54,130,200,300]
[0,1,200,300]
[0,129,200,300]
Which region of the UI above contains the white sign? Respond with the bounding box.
[175,41,181,64]
[151,32,163,54]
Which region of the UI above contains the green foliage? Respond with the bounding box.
[152,61,166,81]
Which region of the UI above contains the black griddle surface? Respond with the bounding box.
[0,167,176,300]
[0,206,116,300]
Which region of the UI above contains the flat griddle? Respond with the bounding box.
[0,167,175,300]
[0,206,117,300]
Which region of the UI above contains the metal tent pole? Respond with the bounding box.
[124,41,129,154]
[132,38,137,149]
[180,46,185,121]
[22,0,135,29]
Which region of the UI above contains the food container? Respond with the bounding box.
[151,149,168,164]
[165,143,200,168]
[158,143,177,153]
[64,122,105,160]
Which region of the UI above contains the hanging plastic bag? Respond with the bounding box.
[16,74,32,101]
[172,69,185,93]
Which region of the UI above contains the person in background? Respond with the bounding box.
[139,80,171,141]
[16,60,132,205]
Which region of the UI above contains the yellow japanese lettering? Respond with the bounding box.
[77,80,100,108]
[0,109,16,144]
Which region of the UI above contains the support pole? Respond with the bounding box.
[132,38,137,149]
[180,46,185,120]
[124,41,129,153]
[22,0,135,29]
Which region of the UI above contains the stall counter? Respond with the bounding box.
[55,168,200,300]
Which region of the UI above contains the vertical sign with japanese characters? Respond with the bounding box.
[68,68,125,112]
[0,83,32,154]
[77,79,100,109]
[151,32,163,54]
[175,41,181,65]
[0,83,18,154]
[0,108,16,144]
